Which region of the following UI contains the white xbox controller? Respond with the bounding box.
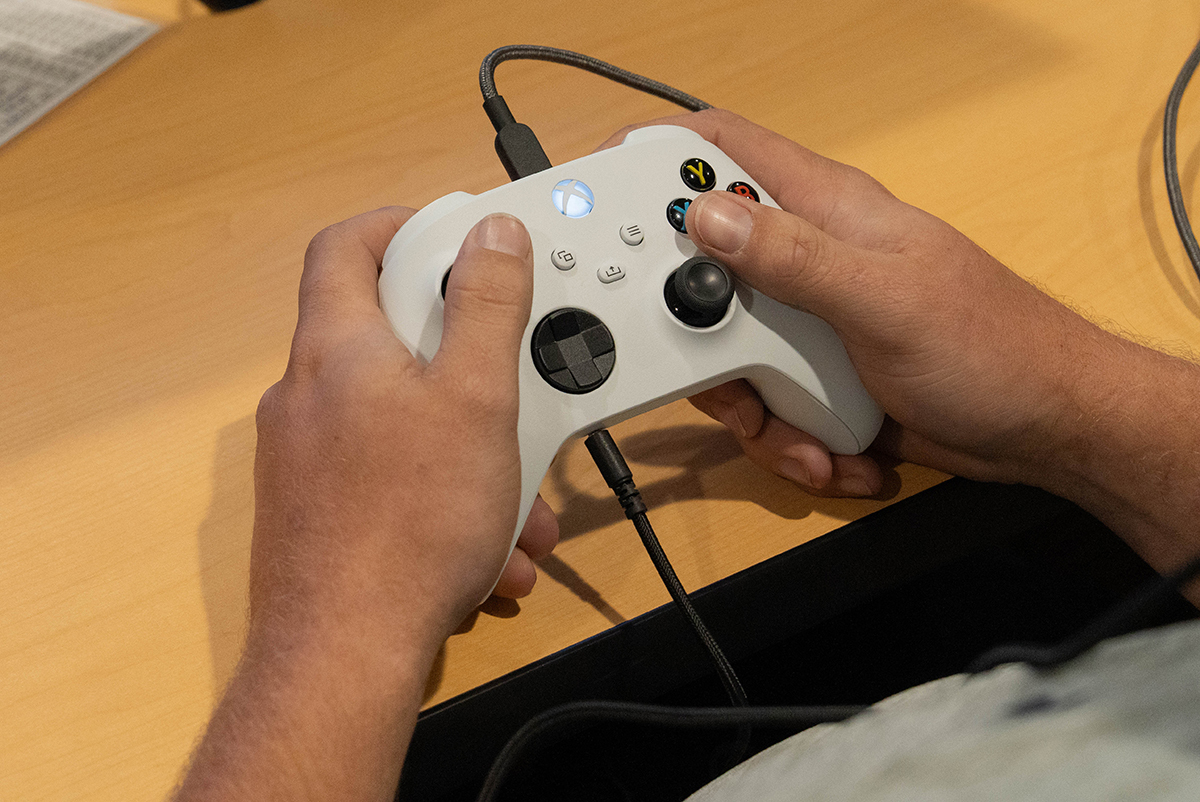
[379,125,883,594]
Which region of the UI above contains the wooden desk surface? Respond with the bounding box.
[4,0,1200,798]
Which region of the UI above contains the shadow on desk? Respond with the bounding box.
[536,421,904,628]
[545,423,903,544]
[196,415,256,694]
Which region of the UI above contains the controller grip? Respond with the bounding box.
[745,366,877,455]
[482,430,562,602]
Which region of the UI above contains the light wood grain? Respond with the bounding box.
[4,0,1200,798]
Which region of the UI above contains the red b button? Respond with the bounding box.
[727,181,760,202]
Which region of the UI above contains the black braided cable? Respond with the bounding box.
[480,44,712,111]
[1163,34,1200,285]
[631,511,748,707]
[969,552,1200,673]
[475,700,865,802]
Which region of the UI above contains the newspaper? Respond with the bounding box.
[0,0,158,147]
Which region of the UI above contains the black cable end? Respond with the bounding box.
[586,429,647,520]
[482,94,516,131]
[484,94,551,181]
[585,430,632,487]
[493,123,552,182]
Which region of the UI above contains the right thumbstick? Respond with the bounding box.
[665,256,735,327]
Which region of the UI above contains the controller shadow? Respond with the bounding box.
[535,421,900,623]
[545,422,901,543]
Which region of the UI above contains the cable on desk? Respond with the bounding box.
[474,700,866,802]
[1163,33,1200,285]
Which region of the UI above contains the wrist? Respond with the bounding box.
[243,574,452,695]
[247,614,439,688]
[1024,329,1200,574]
[175,615,439,802]
[247,504,475,667]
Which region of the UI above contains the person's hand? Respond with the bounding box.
[601,110,1104,495]
[251,208,558,658]
[175,209,559,802]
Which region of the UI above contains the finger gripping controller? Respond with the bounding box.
[378,125,884,596]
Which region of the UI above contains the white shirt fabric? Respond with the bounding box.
[688,618,1200,801]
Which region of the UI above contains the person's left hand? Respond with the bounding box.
[251,207,559,658]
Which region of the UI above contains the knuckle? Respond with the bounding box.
[303,223,348,263]
[450,264,531,326]
[459,373,516,417]
[697,107,738,126]
[787,221,824,269]
[299,224,357,307]
[300,230,336,298]
[779,219,830,291]
[687,389,718,418]
[255,380,304,439]
[691,108,740,143]
[439,364,517,423]
[607,122,640,144]
[255,383,282,429]
[842,161,894,199]
[286,329,325,379]
[771,218,868,307]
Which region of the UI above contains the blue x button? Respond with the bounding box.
[667,197,691,233]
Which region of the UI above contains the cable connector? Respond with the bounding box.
[482,94,551,182]
[585,429,647,519]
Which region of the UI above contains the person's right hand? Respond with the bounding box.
[612,110,1108,494]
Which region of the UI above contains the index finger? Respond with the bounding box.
[596,109,895,234]
[298,206,417,330]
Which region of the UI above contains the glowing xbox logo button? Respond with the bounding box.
[551,179,595,218]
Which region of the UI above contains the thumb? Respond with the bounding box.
[434,214,534,384]
[686,191,865,324]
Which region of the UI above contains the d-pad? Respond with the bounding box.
[531,308,616,393]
